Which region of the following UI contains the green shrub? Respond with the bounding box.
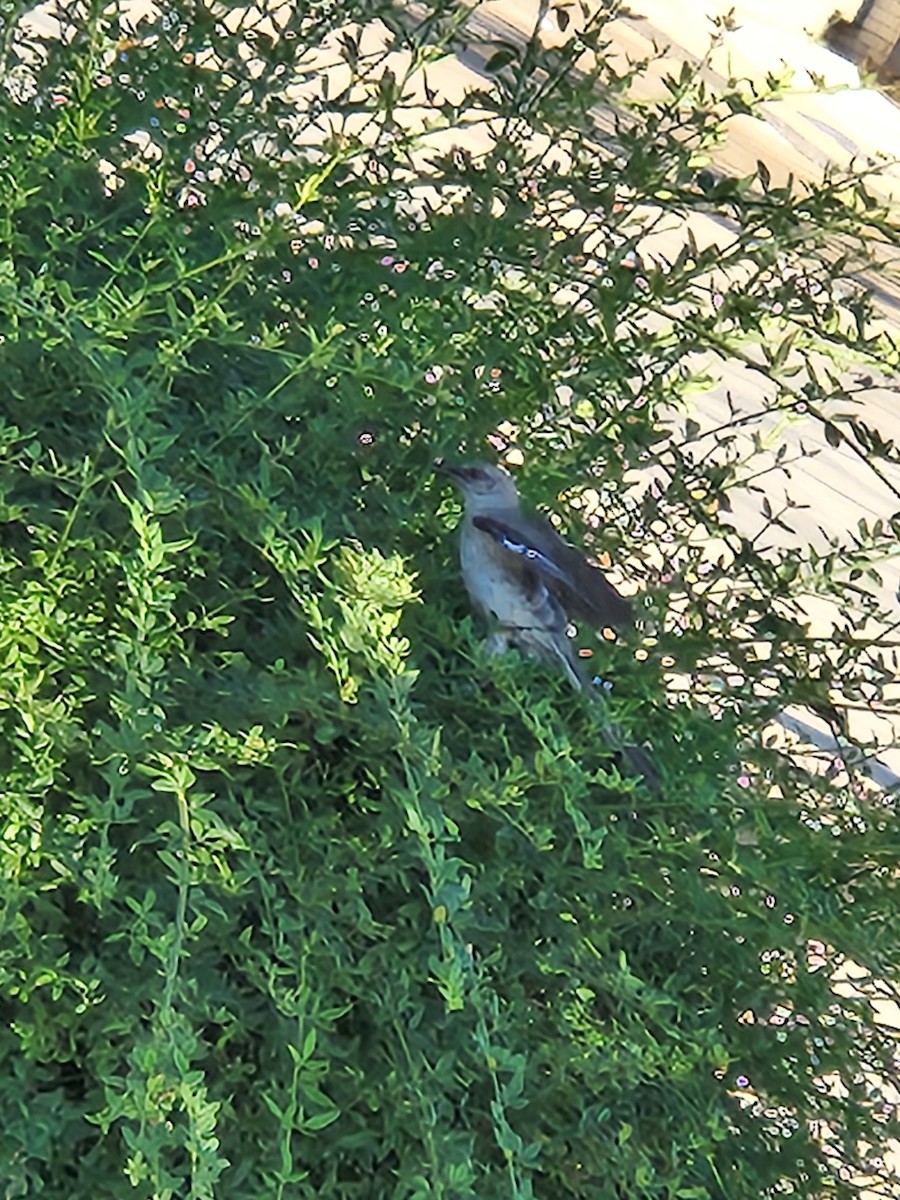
[0,2,898,1197]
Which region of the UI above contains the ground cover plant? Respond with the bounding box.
[0,0,898,1196]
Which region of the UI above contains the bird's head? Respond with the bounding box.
[435,461,521,514]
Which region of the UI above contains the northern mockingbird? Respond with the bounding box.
[437,460,658,788]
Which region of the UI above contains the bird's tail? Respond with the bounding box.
[595,719,661,794]
[517,627,586,691]
[519,628,660,792]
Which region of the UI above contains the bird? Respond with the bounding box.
[437,460,658,789]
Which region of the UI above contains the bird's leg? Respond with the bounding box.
[483,630,511,658]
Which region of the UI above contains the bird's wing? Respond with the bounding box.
[471,512,632,629]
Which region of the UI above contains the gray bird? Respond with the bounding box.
[437,460,658,788]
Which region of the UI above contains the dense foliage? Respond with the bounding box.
[1,1,898,1196]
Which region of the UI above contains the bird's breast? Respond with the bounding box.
[459,520,564,633]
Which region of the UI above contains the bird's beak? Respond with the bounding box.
[434,459,464,481]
